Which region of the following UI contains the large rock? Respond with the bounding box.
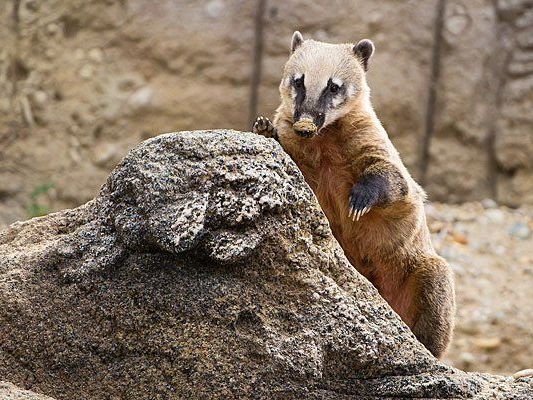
[0,130,531,399]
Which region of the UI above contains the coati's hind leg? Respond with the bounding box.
[404,255,456,358]
[252,116,278,140]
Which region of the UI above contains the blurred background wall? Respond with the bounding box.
[0,0,532,226]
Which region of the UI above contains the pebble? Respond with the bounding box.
[452,232,468,245]
[485,209,505,224]
[472,337,502,350]
[513,369,533,380]
[481,198,498,209]
[46,23,60,36]
[445,13,470,36]
[508,222,531,240]
[128,87,154,110]
[79,64,94,79]
[32,90,48,107]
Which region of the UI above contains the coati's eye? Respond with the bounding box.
[293,77,304,89]
[329,83,340,94]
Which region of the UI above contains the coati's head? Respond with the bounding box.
[279,31,374,137]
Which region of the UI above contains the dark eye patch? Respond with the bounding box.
[292,75,304,89]
[327,78,342,95]
[316,78,347,110]
[291,74,306,111]
[329,82,340,94]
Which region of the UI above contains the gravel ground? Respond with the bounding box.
[427,201,533,375]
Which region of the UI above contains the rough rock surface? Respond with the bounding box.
[0,130,531,399]
[0,382,55,400]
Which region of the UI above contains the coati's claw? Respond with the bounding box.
[348,183,379,222]
[252,116,278,140]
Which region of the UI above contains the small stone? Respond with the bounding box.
[452,232,468,245]
[445,14,470,35]
[485,209,505,224]
[128,87,154,110]
[471,337,502,350]
[46,23,60,36]
[508,222,531,240]
[481,198,498,209]
[79,64,94,79]
[513,369,533,380]
[32,90,48,106]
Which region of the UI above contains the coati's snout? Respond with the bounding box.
[293,110,324,138]
[293,117,319,138]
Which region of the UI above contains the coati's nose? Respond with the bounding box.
[315,112,325,128]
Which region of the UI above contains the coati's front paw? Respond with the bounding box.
[348,182,380,221]
[253,116,278,139]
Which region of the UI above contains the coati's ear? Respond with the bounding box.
[291,31,304,53]
[353,39,375,71]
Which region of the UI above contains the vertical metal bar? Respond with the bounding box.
[419,0,447,184]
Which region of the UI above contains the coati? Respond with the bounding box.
[253,31,455,358]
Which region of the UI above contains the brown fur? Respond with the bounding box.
[254,34,455,358]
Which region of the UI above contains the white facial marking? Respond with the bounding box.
[294,72,303,80]
[332,77,343,87]
[346,84,356,97]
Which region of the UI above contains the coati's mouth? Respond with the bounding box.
[293,118,318,138]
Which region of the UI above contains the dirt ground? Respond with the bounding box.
[428,201,533,375]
